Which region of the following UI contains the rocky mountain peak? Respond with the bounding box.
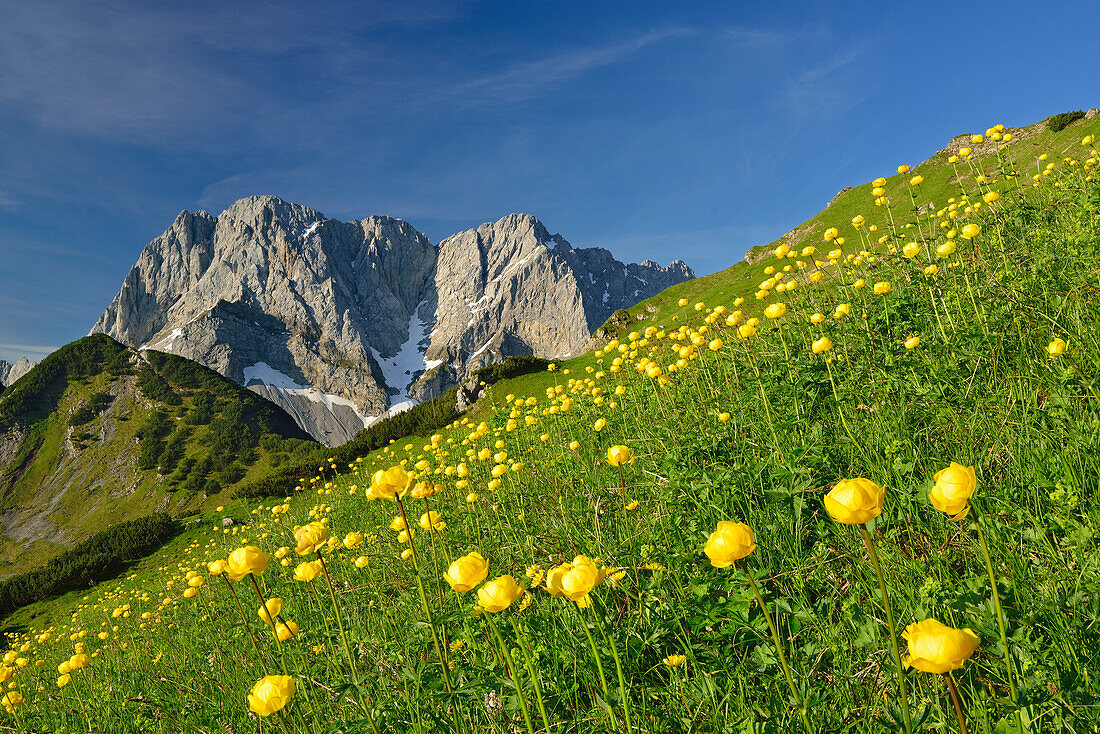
[0,357,35,389]
[92,199,694,445]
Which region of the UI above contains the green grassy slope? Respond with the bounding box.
[0,113,1097,733]
[0,335,317,578]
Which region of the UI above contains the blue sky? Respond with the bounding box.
[1,0,1097,364]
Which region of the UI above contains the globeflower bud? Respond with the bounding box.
[704,521,755,568]
[258,598,282,624]
[227,546,270,578]
[1047,338,1067,358]
[371,466,411,500]
[477,575,522,613]
[294,522,330,555]
[960,223,981,240]
[248,675,295,717]
[812,336,833,354]
[443,552,489,592]
[419,511,445,531]
[292,560,322,583]
[824,478,885,524]
[930,462,976,520]
[560,556,605,604]
[902,619,979,673]
[606,445,633,466]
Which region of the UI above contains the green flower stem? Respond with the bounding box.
[592,603,635,734]
[317,552,382,734]
[513,618,552,733]
[943,673,969,734]
[824,357,863,454]
[222,576,270,675]
[394,495,455,692]
[742,566,812,734]
[248,574,289,675]
[858,525,913,734]
[576,605,618,728]
[973,514,1026,733]
[485,613,536,734]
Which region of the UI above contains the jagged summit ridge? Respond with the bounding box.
[92,196,694,445]
[0,358,35,389]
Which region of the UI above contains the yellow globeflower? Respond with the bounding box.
[824,478,885,525]
[902,242,921,259]
[704,521,755,568]
[274,620,299,642]
[959,147,972,157]
[904,335,920,350]
[593,418,607,432]
[292,560,322,583]
[909,174,924,186]
[677,298,689,306]
[371,466,411,500]
[354,556,370,568]
[812,336,833,354]
[1047,338,1067,358]
[823,227,839,241]
[708,338,723,351]
[560,556,606,604]
[718,412,731,422]
[419,511,445,532]
[960,223,981,240]
[930,462,977,520]
[247,674,295,717]
[662,654,686,667]
[936,241,956,258]
[477,575,522,613]
[737,323,757,339]
[897,164,910,174]
[774,244,790,258]
[764,303,787,319]
[443,552,489,592]
[227,546,270,578]
[983,191,999,204]
[902,619,979,674]
[873,281,892,295]
[1,692,22,713]
[343,532,364,549]
[1083,134,1095,146]
[57,673,71,688]
[294,522,330,555]
[208,559,226,575]
[258,598,283,624]
[970,134,984,144]
[607,445,633,466]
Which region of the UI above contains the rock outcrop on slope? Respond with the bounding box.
[0,358,35,390]
[92,196,694,445]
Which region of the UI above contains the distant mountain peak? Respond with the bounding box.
[92,199,695,445]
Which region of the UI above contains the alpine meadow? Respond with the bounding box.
[1,108,1099,734]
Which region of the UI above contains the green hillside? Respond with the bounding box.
[0,112,1097,733]
[0,335,317,578]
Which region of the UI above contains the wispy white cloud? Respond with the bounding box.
[784,44,869,130]
[0,343,58,356]
[451,27,698,102]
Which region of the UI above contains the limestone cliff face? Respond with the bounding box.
[92,196,694,445]
[0,358,35,389]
